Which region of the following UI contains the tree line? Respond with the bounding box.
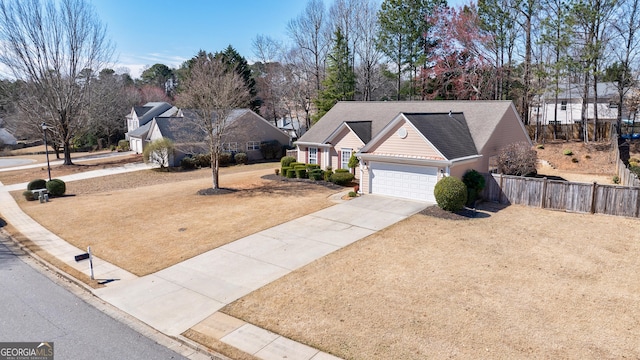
[2,0,640,161]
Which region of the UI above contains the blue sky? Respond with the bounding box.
[90,0,309,78]
[90,0,467,79]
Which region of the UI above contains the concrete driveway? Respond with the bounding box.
[95,195,430,337]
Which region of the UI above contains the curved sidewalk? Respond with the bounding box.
[0,163,430,360]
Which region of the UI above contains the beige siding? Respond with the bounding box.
[297,146,308,163]
[477,110,531,172]
[361,167,371,193]
[450,158,483,179]
[367,120,444,159]
[333,127,365,152]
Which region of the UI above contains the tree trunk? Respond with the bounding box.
[63,139,73,165]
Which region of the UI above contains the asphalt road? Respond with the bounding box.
[0,236,189,360]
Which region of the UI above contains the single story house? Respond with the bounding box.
[295,101,531,202]
[141,108,291,167]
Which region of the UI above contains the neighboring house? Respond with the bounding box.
[532,82,622,125]
[143,108,291,167]
[0,127,17,146]
[295,101,530,202]
[276,117,306,141]
[125,102,180,153]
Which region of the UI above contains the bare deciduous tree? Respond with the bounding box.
[0,0,113,165]
[176,54,250,190]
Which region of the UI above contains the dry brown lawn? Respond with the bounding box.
[13,163,343,276]
[222,204,640,359]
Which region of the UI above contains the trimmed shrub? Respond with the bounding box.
[571,157,579,163]
[563,149,573,156]
[194,153,211,168]
[330,171,355,185]
[324,168,333,182]
[613,175,620,184]
[462,169,486,206]
[46,179,66,197]
[294,165,307,179]
[117,139,130,152]
[180,156,197,170]
[309,169,324,180]
[218,152,232,166]
[434,176,467,212]
[281,166,291,176]
[22,190,36,201]
[348,191,357,197]
[306,164,321,170]
[285,168,296,178]
[280,156,296,168]
[335,168,349,173]
[536,144,544,149]
[234,152,248,165]
[27,179,47,191]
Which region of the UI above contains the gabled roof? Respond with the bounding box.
[403,113,478,159]
[297,101,519,154]
[128,122,151,138]
[152,116,207,143]
[346,121,372,144]
[136,102,174,126]
[324,120,372,145]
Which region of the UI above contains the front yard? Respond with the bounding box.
[12,163,343,276]
[220,203,640,359]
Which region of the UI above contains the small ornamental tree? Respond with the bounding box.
[497,142,538,176]
[143,137,174,169]
[462,169,486,206]
[348,152,359,174]
[434,176,467,212]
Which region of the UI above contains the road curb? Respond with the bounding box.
[0,228,225,360]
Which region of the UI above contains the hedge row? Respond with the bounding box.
[278,157,355,186]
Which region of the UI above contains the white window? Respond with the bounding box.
[247,141,260,151]
[222,142,238,152]
[309,147,318,164]
[341,148,352,169]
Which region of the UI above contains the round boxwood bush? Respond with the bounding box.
[309,169,323,181]
[22,190,36,201]
[434,176,467,212]
[180,156,197,170]
[280,156,296,168]
[46,179,66,197]
[27,179,47,190]
[330,171,355,185]
[234,152,248,165]
[218,152,232,166]
[194,153,211,168]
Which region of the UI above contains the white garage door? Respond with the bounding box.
[370,162,438,202]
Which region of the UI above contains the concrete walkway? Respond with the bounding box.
[0,162,430,359]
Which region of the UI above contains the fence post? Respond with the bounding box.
[590,182,597,214]
[499,173,504,204]
[541,177,547,209]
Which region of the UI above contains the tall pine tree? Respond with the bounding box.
[313,28,356,122]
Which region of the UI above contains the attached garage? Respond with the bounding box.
[370,162,438,202]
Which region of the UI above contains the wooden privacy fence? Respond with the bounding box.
[481,173,640,218]
[617,159,640,187]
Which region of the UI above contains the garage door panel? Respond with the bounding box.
[370,162,437,202]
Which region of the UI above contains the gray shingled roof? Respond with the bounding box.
[346,121,372,143]
[154,116,207,143]
[137,102,173,126]
[128,122,151,138]
[297,101,517,153]
[403,113,477,160]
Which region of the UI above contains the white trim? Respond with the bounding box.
[308,147,318,164]
[295,141,332,148]
[341,148,352,169]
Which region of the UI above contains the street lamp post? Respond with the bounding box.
[41,122,51,181]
